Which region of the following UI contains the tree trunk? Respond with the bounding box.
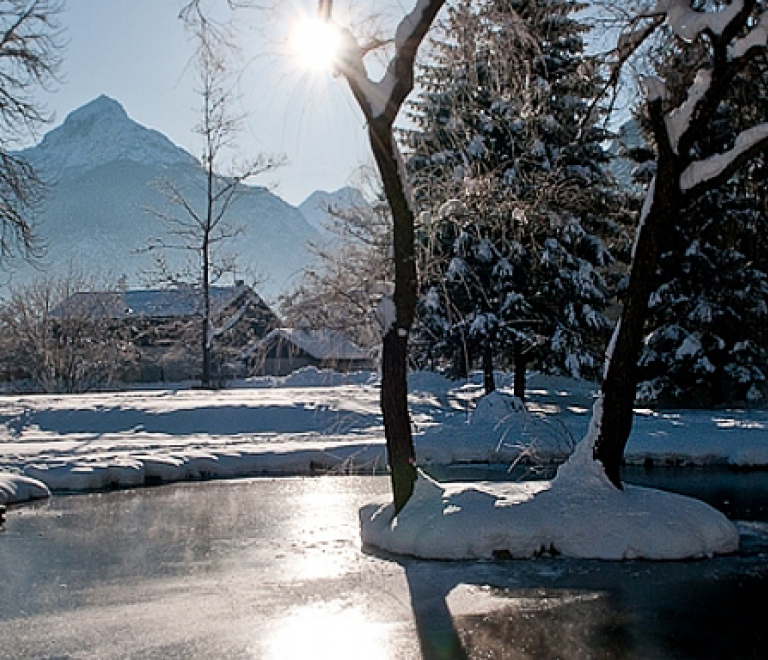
[332,0,447,513]
[593,131,681,488]
[482,337,495,395]
[201,237,212,389]
[454,335,470,379]
[201,316,212,388]
[369,118,418,514]
[513,340,526,402]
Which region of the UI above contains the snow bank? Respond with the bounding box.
[360,467,739,561]
[20,442,386,495]
[2,373,766,515]
[417,390,575,464]
[363,401,739,560]
[0,473,50,505]
[244,367,379,389]
[408,370,455,394]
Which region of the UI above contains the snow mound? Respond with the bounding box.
[417,391,574,464]
[470,391,526,425]
[0,473,50,505]
[360,469,739,561]
[245,367,378,389]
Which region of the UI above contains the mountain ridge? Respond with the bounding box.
[22,95,198,174]
[9,96,333,301]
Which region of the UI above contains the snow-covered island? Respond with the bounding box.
[2,368,765,560]
[362,397,740,561]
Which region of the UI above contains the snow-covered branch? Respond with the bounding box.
[681,122,768,193]
[656,0,747,42]
[335,0,445,124]
[665,69,711,151]
[660,0,764,156]
[729,9,768,60]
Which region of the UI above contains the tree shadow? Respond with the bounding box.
[367,539,768,660]
[401,559,470,660]
[396,554,637,660]
[2,403,383,436]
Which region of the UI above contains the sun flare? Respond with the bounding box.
[290,17,342,72]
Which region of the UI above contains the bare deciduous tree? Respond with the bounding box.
[282,184,392,352]
[0,0,63,266]
[147,14,281,388]
[0,272,134,393]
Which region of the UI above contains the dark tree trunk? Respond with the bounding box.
[513,340,526,402]
[369,118,418,513]
[482,337,495,395]
[593,111,681,489]
[201,235,212,389]
[201,316,212,388]
[333,0,447,513]
[454,336,470,379]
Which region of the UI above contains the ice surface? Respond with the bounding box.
[2,370,765,559]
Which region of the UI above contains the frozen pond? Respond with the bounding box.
[1,474,768,659]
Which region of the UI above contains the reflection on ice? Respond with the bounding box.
[447,583,605,617]
[447,584,629,660]
[264,601,391,660]
[287,476,361,580]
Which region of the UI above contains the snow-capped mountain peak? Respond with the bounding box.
[22,95,197,174]
[7,95,320,301]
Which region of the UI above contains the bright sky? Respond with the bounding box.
[33,0,379,206]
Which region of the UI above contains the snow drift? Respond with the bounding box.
[360,398,740,560]
[360,467,739,561]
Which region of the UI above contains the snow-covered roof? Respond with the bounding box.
[261,328,370,361]
[56,285,264,320]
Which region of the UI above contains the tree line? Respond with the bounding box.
[286,0,768,413]
[3,0,768,510]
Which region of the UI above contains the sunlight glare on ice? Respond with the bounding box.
[264,601,390,660]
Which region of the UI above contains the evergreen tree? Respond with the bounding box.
[637,43,768,406]
[406,0,632,395]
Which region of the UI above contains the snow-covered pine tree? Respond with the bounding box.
[406,0,632,395]
[636,25,768,407]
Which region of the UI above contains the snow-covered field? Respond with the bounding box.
[2,368,766,559]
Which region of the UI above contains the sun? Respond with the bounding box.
[289,17,342,72]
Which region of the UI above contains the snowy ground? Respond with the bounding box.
[1,367,766,559]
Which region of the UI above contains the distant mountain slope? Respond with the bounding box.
[10,96,320,301]
[298,186,368,234]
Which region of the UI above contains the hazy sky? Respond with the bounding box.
[33,0,379,206]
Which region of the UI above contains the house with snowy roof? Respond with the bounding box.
[55,284,278,383]
[249,327,374,376]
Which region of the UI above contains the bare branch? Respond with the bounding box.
[0,0,63,267]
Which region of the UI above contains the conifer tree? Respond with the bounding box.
[407,0,631,396]
[637,38,768,406]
